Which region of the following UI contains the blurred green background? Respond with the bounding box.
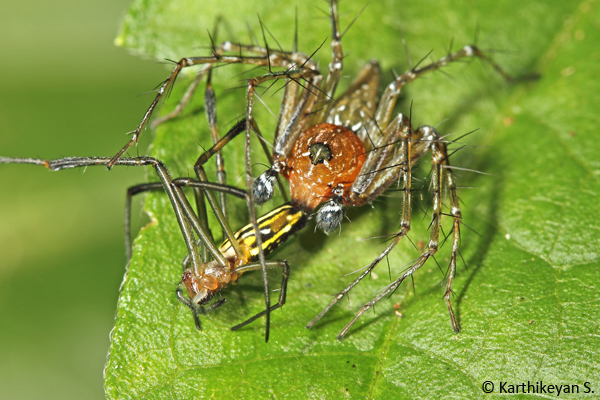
[0,0,165,398]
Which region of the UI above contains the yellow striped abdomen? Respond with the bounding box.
[219,203,308,262]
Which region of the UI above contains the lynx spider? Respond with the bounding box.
[116,0,514,339]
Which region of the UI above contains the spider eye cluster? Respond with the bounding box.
[308,142,333,165]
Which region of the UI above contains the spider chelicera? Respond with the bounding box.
[1,0,516,341]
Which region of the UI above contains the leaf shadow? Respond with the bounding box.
[454,147,502,327]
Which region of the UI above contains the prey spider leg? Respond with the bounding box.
[125,179,247,263]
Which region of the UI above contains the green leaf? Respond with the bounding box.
[105,0,600,398]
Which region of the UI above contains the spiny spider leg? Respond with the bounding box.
[336,130,461,339]
[108,38,321,169]
[326,60,381,143]
[243,73,321,338]
[272,0,343,159]
[310,0,343,124]
[367,45,515,147]
[205,68,228,238]
[150,63,210,130]
[150,19,222,130]
[305,113,413,329]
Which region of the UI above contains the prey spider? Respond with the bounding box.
[0,0,517,341]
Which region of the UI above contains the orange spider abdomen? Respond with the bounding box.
[283,123,366,210]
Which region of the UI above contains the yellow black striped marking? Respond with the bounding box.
[219,203,308,261]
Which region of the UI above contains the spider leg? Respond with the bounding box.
[175,285,228,331]
[230,260,290,331]
[349,113,413,206]
[306,113,414,329]
[109,41,320,169]
[205,68,228,238]
[368,45,514,145]
[271,73,323,160]
[151,19,223,130]
[172,178,247,270]
[153,32,235,246]
[326,60,381,145]
[236,60,325,342]
[271,0,342,160]
[126,182,164,262]
[176,285,203,330]
[311,0,343,124]
[0,156,211,272]
[245,84,272,341]
[150,64,211,129]
[186,120,249,263]
[336,126,461,339]
[437,132,461,333]
[126,180,247,265]
[273,75,301,148]
[252,72,325,208]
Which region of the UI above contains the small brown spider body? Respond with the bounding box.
[178,202,308,327]
[181,260,240,306]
